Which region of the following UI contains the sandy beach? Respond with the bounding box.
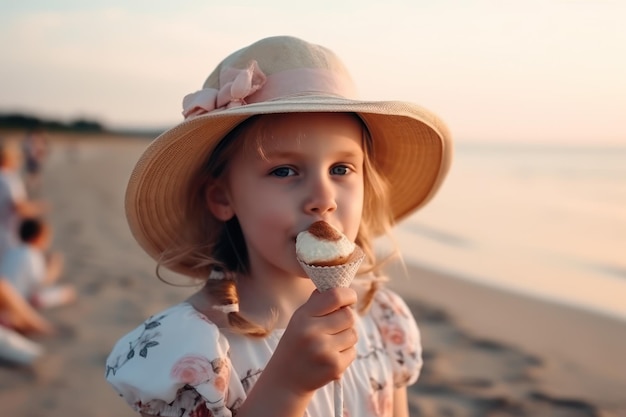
[0,132,624,417]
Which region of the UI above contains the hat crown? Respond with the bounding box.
[203,36,358,99]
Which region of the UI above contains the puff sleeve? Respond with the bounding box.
[369,287,423,387]
[105,303,246,417]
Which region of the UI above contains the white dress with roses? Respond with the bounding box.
[105,287,422,417]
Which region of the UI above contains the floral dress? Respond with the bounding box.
[105,287,422,417]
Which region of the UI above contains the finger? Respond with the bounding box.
[319,306,356,335]
[306,288,357,317]
[334,326,358,353]
[336,345,357,373]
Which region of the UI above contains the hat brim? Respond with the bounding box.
[125,95,452,272]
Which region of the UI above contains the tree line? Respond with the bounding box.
[0,113,105,133]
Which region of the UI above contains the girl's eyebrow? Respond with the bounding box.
[254,149,300,162]
[261,149,362,160]
[330,150,362,159]
[260,150,302,159]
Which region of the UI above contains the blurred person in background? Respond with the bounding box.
[21,127,50,197]
[0,275,53,366]
[0,217,73,367]
[0,217,75,310]
[0,139,49,260]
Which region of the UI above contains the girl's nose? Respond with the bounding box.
[303,175,337,215]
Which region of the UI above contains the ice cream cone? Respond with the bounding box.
[298,246,365,292]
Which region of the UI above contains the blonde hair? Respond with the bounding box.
[158,113,396,337]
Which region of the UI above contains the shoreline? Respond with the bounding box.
[386,260,626,414]
[397,257,626,325]
[388,224,626,325]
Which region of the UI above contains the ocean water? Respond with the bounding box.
[389,142,626,322]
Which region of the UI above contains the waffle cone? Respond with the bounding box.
[298,246,365,292]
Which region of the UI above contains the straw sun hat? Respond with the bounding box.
[126,36,452,272]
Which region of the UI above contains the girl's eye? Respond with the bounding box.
[270,166,296,177]
[330,165,350,176]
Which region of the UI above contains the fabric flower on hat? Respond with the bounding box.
[182,60,267,118]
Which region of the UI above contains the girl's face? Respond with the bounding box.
[217,113,365,279]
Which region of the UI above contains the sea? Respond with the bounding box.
[388,141,626,322]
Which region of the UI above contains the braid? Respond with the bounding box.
[227,310,270,338]
[207,268,270,338]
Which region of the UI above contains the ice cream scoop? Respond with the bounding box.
[296,221,357,266]
[296,221,364,291]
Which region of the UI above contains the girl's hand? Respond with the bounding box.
[267,287,358,396]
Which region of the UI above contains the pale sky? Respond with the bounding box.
[1,0,625,144]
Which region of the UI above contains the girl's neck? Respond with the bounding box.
[237,265,316,329]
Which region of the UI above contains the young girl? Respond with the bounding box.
[106,36,452,417]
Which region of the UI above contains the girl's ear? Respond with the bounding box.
[206,183,234,221]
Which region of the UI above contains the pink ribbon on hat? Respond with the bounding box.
[181,62,358,119]
[182,60,267,119]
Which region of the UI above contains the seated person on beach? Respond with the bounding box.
[0,277,53,366]
[0,140,49,256]
[0,218,75,309]
[0,218,71,366]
